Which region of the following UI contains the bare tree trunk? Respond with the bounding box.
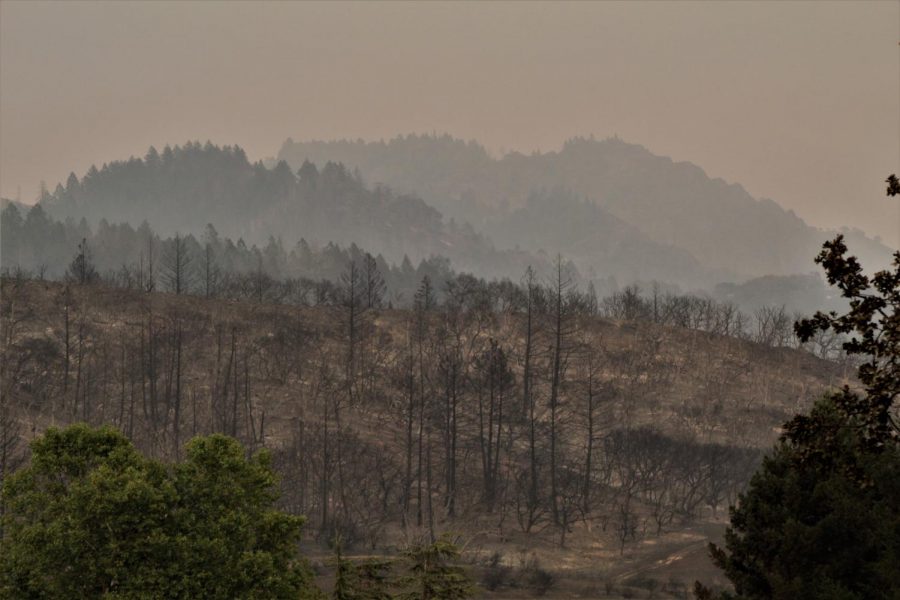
[73,321,84,419]
[232,338,239,439]
[426,427,435,542]
[582,350,598,514]
[62,287,71,398]
[118,330,127,430]
[403,344,415,520]
[148,302,158,434]
[548,256,568,526]
[245,357,256,451]
[320,389,330,536]
[444,358,458,517]
[173,317,182,458]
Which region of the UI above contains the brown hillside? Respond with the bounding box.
[0,277,848,597]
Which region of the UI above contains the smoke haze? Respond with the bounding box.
[1,1,898,246]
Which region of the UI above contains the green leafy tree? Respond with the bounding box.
[697,176,900,599]
[167,434,319,598]
[0,424,173,598]
[0,424,321,599]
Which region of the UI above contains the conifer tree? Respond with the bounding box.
[697,175,900,599]
[400,534,474,600]
[66,237,97,284]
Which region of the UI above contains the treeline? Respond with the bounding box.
[600,284,845,358]
[0,202,460,306]
[1,201,847,361]
[2,270,837,558]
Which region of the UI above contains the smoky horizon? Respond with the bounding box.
[1,0,898,248]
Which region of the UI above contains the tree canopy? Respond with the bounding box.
[701,398,900,599]
[0,424,321,599]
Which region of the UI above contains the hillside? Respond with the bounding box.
[1,276,848,596]
[278,134,896,285]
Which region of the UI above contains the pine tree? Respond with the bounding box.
[66,238,97,284]
[414,276,436,311]
[331,538,395,600]
[400,534,474,600]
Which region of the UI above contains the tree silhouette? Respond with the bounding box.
[698,176,900,599]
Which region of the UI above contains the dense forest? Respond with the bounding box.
[1,199,843,359]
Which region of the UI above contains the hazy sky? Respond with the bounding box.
[2,1,898,246]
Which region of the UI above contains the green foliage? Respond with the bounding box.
[0,424,321,599]
[399,534,475,600]
[331,539,395,600]
[790,232,900,452]
[329,534,473,600]
[699,177,900,599]
[706,399,900,599]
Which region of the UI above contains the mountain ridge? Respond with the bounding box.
[10,134,893,314]
[277,133,895,283]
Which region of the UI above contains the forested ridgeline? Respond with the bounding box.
[3,201,850,361]
[2,136,870,313]
[14,141,540,280]
[1,274,846,559]
[1,200,467,306]
[278,134,897,283]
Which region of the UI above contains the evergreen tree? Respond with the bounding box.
[414,275,436,311]
[331,538,394,600]
[697,176,900,599]
[66,238,98,284]
[399,534,474,600]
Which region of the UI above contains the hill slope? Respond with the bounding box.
[2,277,847,595]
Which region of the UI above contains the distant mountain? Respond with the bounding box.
[34,140,715,287]
[24,135,895,313]
[39,142,541,280]
[489,187,704,286]
[278,134,896,284]
[713,273,843,316]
